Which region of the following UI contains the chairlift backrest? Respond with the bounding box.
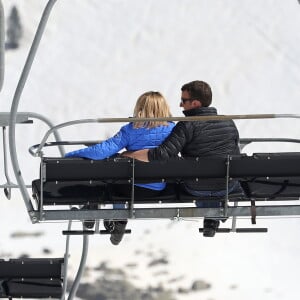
[0,258,64,299]
[42,153,300,183]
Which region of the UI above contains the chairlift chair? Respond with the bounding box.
[1,1,300,300]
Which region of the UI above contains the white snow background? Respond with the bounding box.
[1,0,300,299]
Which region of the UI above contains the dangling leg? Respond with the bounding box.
[203,218,220,237]
[107,184,160,245]
[109,220,128,245]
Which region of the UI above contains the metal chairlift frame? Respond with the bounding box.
[28,120,300,223]
[3,0,300,224]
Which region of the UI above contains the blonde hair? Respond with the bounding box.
[133,91,172,128]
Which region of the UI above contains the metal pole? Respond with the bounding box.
[2,126,12,199]
[0,0,5,92]
[9,0,58,213]
[60,221,72,300]
[67,234,89,300]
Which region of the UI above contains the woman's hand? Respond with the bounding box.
[121,149,149,162]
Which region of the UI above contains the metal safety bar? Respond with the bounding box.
[33,114,300,157]
[28,137,300,159]
[29,140,100,156]
[240,137,300,150]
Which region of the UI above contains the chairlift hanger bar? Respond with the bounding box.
[9,0,57,214]
[34,113,300,156]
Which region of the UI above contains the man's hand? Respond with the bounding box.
[122,149,149,162]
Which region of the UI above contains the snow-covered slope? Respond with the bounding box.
[1,1,300,300]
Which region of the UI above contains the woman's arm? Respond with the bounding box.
[65,128,129,160]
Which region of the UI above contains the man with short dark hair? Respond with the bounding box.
[126,80,241,237]
[180,80,212,107]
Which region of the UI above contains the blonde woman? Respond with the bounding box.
[65,91,175,245]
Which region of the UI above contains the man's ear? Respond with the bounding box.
[192,100,202,108]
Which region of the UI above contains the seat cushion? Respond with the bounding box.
[32,180,106,205]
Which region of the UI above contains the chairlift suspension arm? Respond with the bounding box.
[9,0,58,213]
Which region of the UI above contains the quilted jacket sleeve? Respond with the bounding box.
[148,122,190,161]
[65,127,129,160]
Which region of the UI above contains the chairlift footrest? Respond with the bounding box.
[62,230,95,235]
[199,228,231,233]
[199,227,268,234]
[235,228,268,233]
[99,229,131,235]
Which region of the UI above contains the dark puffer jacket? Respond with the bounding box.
[148,107,240,191]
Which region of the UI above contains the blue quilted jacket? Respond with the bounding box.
[65,122,175,190]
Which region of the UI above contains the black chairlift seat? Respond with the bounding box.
[32,152,300,207]
[0,258,64,298]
